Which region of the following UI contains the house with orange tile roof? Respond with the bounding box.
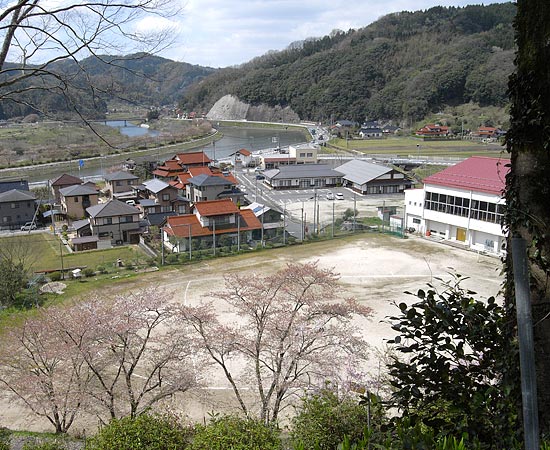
[162,198,262,253]
[415,124,450,137]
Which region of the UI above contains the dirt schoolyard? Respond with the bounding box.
[0,233,503,433]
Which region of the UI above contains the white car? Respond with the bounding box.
[336,193,345,200]
[326,192,335,200]
[20,222,37,231]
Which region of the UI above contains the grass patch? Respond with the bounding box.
[328,136,509,158]
[0,233,149,273]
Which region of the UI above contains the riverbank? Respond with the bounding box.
[1,130,222,184]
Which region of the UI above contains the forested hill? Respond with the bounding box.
[0,53,216,120]
[182,2,515,123]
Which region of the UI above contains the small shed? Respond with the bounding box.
[71,235,99,252]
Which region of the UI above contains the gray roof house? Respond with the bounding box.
[104,171,139,198]
[187,173,244,204]
[0,180,29,193]
[59,184,99,221]
[263,164,343,189]
[85,199,143,246]
[0,189,36,229]
[335,159,412,195]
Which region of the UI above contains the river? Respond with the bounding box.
[16,124,307,185]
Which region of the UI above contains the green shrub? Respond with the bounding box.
[165,254,179,264]
[49,271,62,282]
[96,265,108,274]
[85,413,190,450]
[0,428,10,450]
[82,268,95,278]
[290,389,375,450]
[190,415,281,450]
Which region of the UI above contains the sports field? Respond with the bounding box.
[0,233,503,432]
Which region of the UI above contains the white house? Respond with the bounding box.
[404,156,509,255]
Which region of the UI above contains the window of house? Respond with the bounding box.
[307,153,313,157]
[413,218,421,224]
[123,215,134,223]
[162,193,170,201]
[105,218,112,225]
[116,181,122,186]
[74,197,79,202]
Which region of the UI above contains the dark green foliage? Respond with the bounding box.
[386,274,519,448]
[290,389,378,450]
[85,413,191,450]
[49,271,62,282]
[0,259,27,307]
[0,53,216,120]
[189,415,281,450]
[182,3,515,122]
[0,428,9,450]
[82,268,95,278]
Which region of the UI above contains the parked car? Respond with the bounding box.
[336,193,345,200]
[255,174,265,180]
[20,222,37,231]
[326,192,335,200]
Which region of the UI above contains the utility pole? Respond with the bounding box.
[282,202,286,245]
[261,206,264,245]
[212,220,216,256]
[160,227,164,265]
[313,189,317,234]
[237,214,241,252]
[188,224,192,260]
[353,191,357,232]
[317,202,320,235]
[59,239,65,279]
[332,199,335,238]
[301,201,304,242]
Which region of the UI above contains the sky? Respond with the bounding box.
[140,0,511,68]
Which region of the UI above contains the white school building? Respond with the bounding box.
[404,156,509,256]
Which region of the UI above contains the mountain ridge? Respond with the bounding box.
[181,2,515,125]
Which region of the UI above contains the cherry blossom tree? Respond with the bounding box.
[0,306,92,433]
[179,262,372,424]
[60,287,202,421]
[0,287,204,431]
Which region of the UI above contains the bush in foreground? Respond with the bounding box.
[85,413,190,450]
[190,415,281,450]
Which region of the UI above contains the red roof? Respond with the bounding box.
[174,151,211,165]
[194,198,239,217]
[416,124,449,136]
[423,156,510,195]
[238,148,252,156]
[165,209,261,238]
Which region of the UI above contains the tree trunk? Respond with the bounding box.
[506,0,550,433]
